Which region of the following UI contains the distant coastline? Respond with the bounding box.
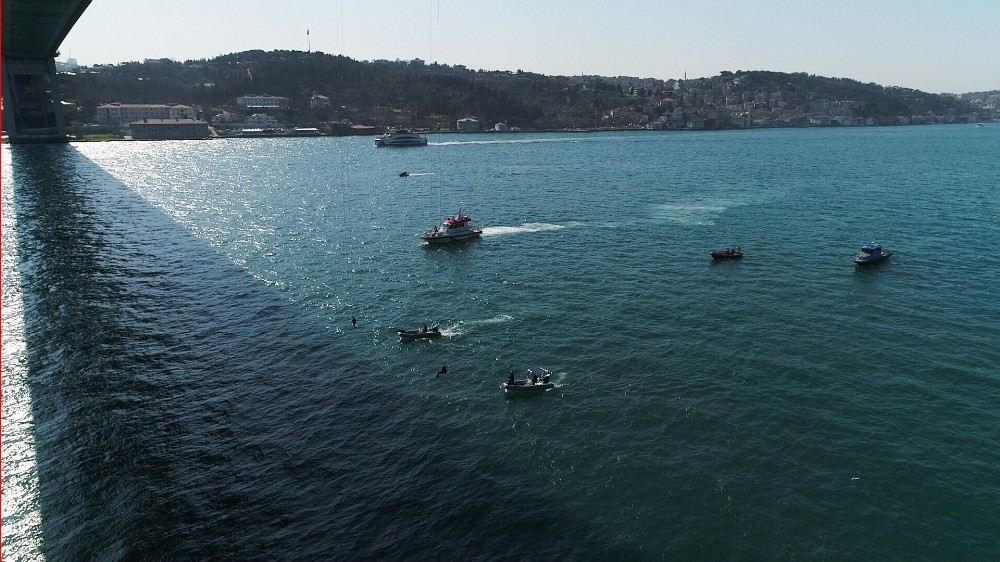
[58,120,995,143]
[51,51,998,143]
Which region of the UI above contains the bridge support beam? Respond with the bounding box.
[2,56,69,143]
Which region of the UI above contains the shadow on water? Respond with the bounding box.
[6,144,637,561]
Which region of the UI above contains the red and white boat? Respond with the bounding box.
[711,247,743,260]
[420,209,483,244]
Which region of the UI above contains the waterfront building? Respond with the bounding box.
[236,94,289,109]
[456,117,480,132]
[211,112,244,127]
[96,103,196,124]
[246,113,279,128]
[130,119,210,140]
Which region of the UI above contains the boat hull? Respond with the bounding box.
[503,381,554,396]
[398,329,442,341]
[375,140,428,147]
[421,230,483,244]
[854,251,892,266]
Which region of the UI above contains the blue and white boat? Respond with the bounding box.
[854,242,892,266]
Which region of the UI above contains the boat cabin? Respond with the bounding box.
[860,242,882,255]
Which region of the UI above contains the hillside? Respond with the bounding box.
[57,50,992,131]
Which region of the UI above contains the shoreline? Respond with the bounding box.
[52,120,993,142]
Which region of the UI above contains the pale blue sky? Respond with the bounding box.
[60,0,999,93]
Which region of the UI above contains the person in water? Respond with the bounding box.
[436,365,448,377]
[352,316,357,327]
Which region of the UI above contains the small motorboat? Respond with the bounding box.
[854,242,892,266]
[420,208,483,244]
[399,171,409,177]
[503,367,554,397]
[711,247,743,260]
[398,325,442,341]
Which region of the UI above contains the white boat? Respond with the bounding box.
[420,209,483,244]
[375,129,428,147]
[503,367,554,396]
[854,242,892,266]
[398,325,442,341]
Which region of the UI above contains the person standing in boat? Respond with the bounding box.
[531,372,538,385]
[508,371,515,385]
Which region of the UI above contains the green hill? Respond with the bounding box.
[58,50,984,130]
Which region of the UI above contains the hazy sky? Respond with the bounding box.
[59,0,999,93]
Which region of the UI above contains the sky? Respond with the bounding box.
[59,0,1000,93]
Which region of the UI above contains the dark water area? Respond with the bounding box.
[3,126,1000,560]
[2,145,618,560]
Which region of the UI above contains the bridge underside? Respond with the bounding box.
[3,0,93,143]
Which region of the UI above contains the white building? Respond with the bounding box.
[456,117,480,132]
[493,122,509,132]
[211,112,243,126]
[246,113,279,127]
[236,94,289,109]
[310,94,331,109]
[96,103,196,125]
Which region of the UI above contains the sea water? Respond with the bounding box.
[3,125,999,560]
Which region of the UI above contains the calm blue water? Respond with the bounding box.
[3,126,1000,560]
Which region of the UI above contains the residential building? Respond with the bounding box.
[236,94,289,109]
[493,122,509,132]
[310,94,331,109]
[212,111,243,127]
[456,117,480,132]
[246,113,279,128]
[96,103,196,125]
[130,119,210,140]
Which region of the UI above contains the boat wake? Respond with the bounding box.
[429,137,584,146]
[442,314,514,337]
[406,172,435,176]
[481,222,575,237]
[466,314,514,326]
[654,203,729,226]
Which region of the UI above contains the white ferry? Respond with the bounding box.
[375,129,428,147]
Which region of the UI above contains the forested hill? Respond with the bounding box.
[58,50,985,130]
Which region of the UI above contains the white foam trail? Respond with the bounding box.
[654,203,728,225]
[460,314,514,327]
[406,172,435,176]
[429,137,590,146]
[481,223,569,237]
[438,314,512,337]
